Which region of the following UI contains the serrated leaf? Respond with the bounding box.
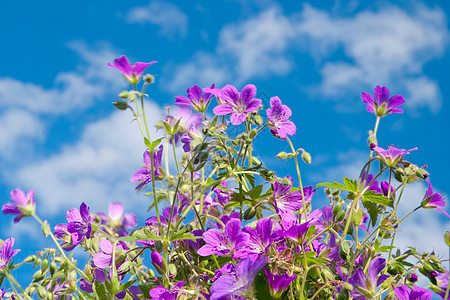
[316,181,349,191]
[144,137,164,151]
[244,173,256,188]
[247,184,263,200]
[117,236,140,242]
[362,191,391,206]
[362,200,378,227]
[343,177,358,192]
[94,280,109,300]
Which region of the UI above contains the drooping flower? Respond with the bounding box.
[381,181,394,197]
[434,269,449,299]
[206,84,262,125]
[0,238,20,270]
[175,84,215,113]
[210,257,267,300]
[373,145,417,167]
[421,179,449,218]
[197,219,249,257]
[360,171,382,194]
[108,55,156,84]
[234,218,273,261]
[97,202,137,237]
[266,96,296,140]
[348,257,388,299]
[2,188,36,223]
[264,268,296,299]
[55,202,92,251]
[361,85,405,117]
[394,285,432,300]
[130,145,164,190]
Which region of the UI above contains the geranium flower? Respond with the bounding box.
[97,202,137,237]
[421,179,449,218]
[2,188,36,223]
[175,84,215,113]
[266,96,296,140]
[234,218,273,261]
[348,257,388,299]
[264,268,296,299]
[434,269,449,299]
[108,55,156,84]
[0,238,20,270]
[130,145,164,190]
[149,280,184,300]
[197,219,249,257]
[206,84,262,125]
[93,239,128,269]
[373,145,417,167]
[55,202,92,251]
[394,285,432,300]
[361,85,405,117]
[210,257,267,300]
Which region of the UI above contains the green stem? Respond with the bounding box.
[286,137,307,222]
[6,271,31,300]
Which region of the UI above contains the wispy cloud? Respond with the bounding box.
[127,0,188,39]
[165,3,448,113]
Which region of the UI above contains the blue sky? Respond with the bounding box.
[1,0,450,293]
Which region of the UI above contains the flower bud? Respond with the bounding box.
[118,91,129,99]
[301,151,312,164]
[113,100,129,111]
[40,258,49,272]
[332,203,342,216]
[50,261,57,277]
[336,211,346,222]
[342,282,353,291]
[276,152,288,159]
[416,168,429,179]
[408,273,418,282]
[254,115,263,125]
[37,286,47,299]
[243,207,257,220]
[325,188,332,196]
[339,243,350,262]
[251,157,261,166]
[128,93,137,102]
[144,74,155,84]
[249,128,258,139]
[444,231,450,247]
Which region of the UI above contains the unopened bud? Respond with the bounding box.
[325,188,332,196]
[243,207,257,220]
[342,282,353,291]
[301,151,312,164]
[144,74,155,84]
[118,91,129,99]
[249,128,258,139]
[336,211,346,222]
[276,152,288,159]
[254,115,263,125]
[251,157,261,166]
[37,286,47,299]
[416,168,429,180]
[332,203,342,216]
[113,100,129,111]
[444,231,450,247]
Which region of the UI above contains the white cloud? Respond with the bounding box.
[165,3,448,113]
[296,3,447,113]
[10,103,165,216]
[127,0,188,39]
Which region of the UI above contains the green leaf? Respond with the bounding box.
[362,191,391,206]
[247,184,263,200]
[93,280,109,300]
[144,137,164,151]
[362,200,378,227]
[343,177,358,192]
[117,236,140,242]
[316,181,350,192]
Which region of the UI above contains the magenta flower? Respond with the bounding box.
[394,285,432,300]
[206,84,262,125]
[421,179,449,218]
[108,55,156,84]
[97,202,137,237]
[0,238,20,270]
[264,268,296,299]
[266,96,296,140]
[434,269,449,299]
[55,202,92,251]
[234,218,273,261]
[361,85,405,117]
[149,281,184,300]
[197,219,249,257]
[175,84,215,113]
[373,145,417,167]
[210,257,267,300]
[93,239,128,269]
[348,257,388,299]
[2,188,36,223]
[131,145,164,190]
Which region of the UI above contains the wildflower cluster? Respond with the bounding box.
[0,56,449,300]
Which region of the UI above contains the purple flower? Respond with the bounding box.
[264,268,296,299]
[206,84,262,125]
[421,179,449,218]
[93,239,128,269]
[381,181,394,197]
[273,176,305,223]
[175,84,215,113]
[180,123,203,152]
[55,202,92,251]
[3,188,36,223]
[266,96,296,140]
[283,221,311,245]
[234,218,273,261]
[394,285,432,300]
[197,219,249,257]
[0,238,20,270]
[97,202,137,237]
[210,257,267,300]
[361,85,405,117]
[348,257,388,299]
[108,55,156,84]
[149,281,184,300]
[360,171,382,194]
[434,269,449,299]
[131,145,164,190]
[373,145,417,167]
